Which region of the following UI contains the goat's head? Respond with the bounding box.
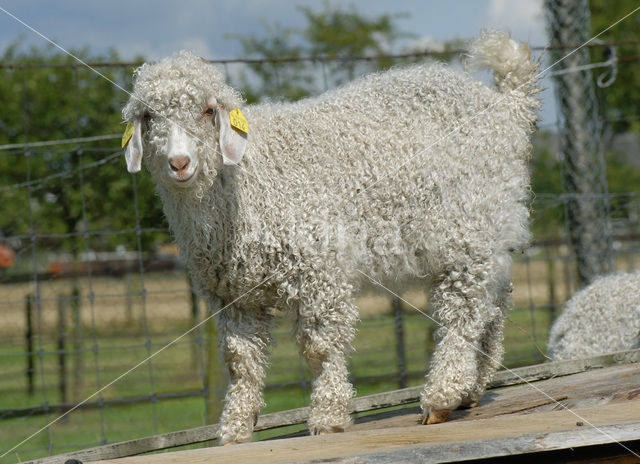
[122,51,247,189]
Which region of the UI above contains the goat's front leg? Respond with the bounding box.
[295,294,358,435]
[217,304,272,445]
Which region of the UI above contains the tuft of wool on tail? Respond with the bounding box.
[467,30,540,131]
[468,30,539,93]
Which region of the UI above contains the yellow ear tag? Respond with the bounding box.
[122,122,134,148]
[229,108,248,134]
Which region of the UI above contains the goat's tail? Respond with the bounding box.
[467,30,540,125]
[468,30,540,96]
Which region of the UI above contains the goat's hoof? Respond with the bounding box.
[422,408,451,425]
[220,437,252,446]
[460,398,480,409]
[219,435,252,446]
[316,426,345,435]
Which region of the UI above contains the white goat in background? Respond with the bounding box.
[547,271,640,360]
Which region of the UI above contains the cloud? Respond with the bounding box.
[484,0,546,44]
[168,38,214,59]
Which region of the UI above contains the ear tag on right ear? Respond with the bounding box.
[122,122,134,148]
[229,108,248,134]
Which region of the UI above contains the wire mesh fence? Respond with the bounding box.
[546,0,616,285]
[1,30,640,462]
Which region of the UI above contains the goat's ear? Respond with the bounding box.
[217,107,247,165]
[124,117,144,173]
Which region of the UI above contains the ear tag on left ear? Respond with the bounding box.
[229,108,248,134]
[122,122,134,148]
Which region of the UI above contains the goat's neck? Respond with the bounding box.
[157,173,240,267]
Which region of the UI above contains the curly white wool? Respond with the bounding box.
[547,271,640,360]
[122,30,540,444]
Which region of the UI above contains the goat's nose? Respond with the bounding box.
[169,155,190,172]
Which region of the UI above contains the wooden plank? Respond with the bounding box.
[329,424,640,464]
[344,363,640,433]
[25,390,423,463]
[23,349,640,464]
[87,401,640,464]
[491,348,640,388]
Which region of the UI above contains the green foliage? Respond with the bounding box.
[299,2,410,76]
[229,2,410,102]
[606,146,640,228]
[590,0,640,133]
[229,20,311,103]
[0,41,165,259]
[530,134,565,237]
[531,3,640,238]
[607,152,640,194]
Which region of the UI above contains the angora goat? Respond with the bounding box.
[547,271,640,360]
[122,31,539,444]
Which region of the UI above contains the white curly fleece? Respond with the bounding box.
[547,271,640,360]
[123,30,540,444]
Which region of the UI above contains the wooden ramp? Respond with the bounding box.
[30,350,640,464]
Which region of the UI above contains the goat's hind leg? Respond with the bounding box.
[465,277,512,407]
[421,261,501,424]
[295,295,357,435]
[464,310,506,408]
[217,305,273,445]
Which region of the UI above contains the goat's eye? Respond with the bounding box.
[204,106,216,116]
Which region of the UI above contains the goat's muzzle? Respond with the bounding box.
[169,155,193,181]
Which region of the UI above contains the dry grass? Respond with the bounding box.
[1,250,638,338]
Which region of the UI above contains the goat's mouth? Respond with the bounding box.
[173,171,196,184]
[175,172,194,183]
[169,164,198,185]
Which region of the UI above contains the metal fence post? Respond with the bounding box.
[189,278,201,369]
[71,285,83,401]
[57,294,68,419]
[393,297,408,389]
[205,297,227,426]
[25,293,35,396]
[546,247,558,323]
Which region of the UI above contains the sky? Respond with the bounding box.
[0,0,557,123]
[0,0,547,60]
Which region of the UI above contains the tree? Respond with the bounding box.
[530,134,565,238]
[590,0,640,133]
[589,1,640,234]
[0,41,166,262]
[229,2,410,102]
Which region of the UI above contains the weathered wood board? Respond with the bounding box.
[89,400,640,464]
[346,361,640,434]
[93,360,640,463]
[25,350,640,464]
